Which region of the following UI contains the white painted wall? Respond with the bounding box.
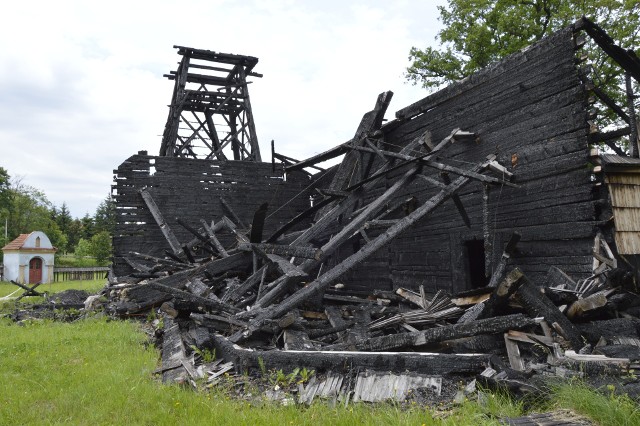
[2,252,20,282]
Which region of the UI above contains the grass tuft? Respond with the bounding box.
[550,380,640,426]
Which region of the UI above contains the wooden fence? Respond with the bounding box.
[53,267,109,282]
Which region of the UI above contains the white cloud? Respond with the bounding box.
[0,0,444,217]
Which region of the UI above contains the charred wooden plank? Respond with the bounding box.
[487,232,521,288]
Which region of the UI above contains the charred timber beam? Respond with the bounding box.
[576,17,640,84]
[337,314,537,352]
[515,275,584,350]
[139,188,182,254]
[588,128,630,156]
[152,252,251,289]
[237,243,322,260]
[160,55,189,157]
[249,202,268,244]
[11,281,44,299]
[204,111,227,160]
[487,232,520,288]
[173,46,260,70]
[483,184,492,274]
[176,218,215,248]
[589,84,631,124]
[262,253,307,278]
[237,66,261,161]
[211,334,490,375]
[325,91,393,192]
[161,317,189,384]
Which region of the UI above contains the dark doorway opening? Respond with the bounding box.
[465,239,490,288]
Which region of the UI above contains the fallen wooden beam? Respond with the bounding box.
[139,187,182,254]
[343,313,537,352]
[211,334,491,375]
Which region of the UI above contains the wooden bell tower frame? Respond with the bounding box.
[159,46,262,161]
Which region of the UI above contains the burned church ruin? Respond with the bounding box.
[106,18,640,396]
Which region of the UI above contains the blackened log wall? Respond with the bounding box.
[342,27,599,294]
[112,154,312,276]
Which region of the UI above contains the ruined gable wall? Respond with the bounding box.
[112,154,312,276]
[344,27,597,294]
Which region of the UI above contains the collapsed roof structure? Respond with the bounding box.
[107,18,640,397]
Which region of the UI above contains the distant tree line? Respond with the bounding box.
[0,166,115,265]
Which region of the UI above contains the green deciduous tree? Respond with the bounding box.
[94,195,116,236]
[74,238,92,262]
[90,231,112,265]
[406,0,639,91]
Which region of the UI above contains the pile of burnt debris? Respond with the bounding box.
[101,204,640,404]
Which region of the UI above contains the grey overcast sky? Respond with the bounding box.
[0,0,446,218]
